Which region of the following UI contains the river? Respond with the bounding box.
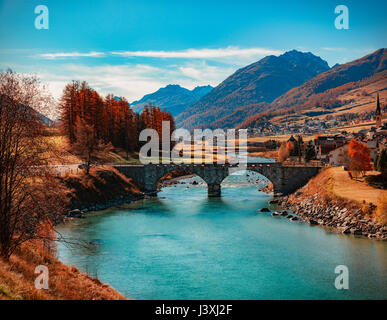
[57,160,387,300]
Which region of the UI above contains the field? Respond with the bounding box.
[45,135,140,165]
[329,167,386,205]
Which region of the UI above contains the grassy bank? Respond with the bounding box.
[0,242,126,300]
[45,135,140,165]
[0,166,143,300]
[60,166,143,212]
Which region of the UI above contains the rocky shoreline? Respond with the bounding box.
[277,195,387,240]
[158,174,196,188]
[65,174,197,219]
[66,193,145,219]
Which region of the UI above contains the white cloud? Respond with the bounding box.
[34,61,232,104]
[111,46,282,59]
[178,62,234,83]
[321,47,346,52]
[37,47,282,65]
[38,51,105,59]
[10,46,284,111]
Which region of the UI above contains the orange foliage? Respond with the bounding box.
[348,139,372,177]
[376,193,387,225]
[278,142,289,162]
[59,81,174,154]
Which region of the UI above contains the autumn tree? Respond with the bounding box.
[348,139,372,178]
[286,141,294,155]
[376,194,387,225]
[59,81,81,143]
[59,82,175,161]
[0,70,68,260]
[72,117,113,174]
[278,142,289,162]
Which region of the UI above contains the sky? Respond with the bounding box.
[0,0,386,103]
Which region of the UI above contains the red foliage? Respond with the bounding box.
[348,139,372,176]
[59,81,175,154]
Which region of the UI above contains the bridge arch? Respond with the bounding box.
[156,167,208,190]
[220,169,274,194]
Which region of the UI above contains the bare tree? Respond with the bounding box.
[72,117,113,174]
[0,70,69,260]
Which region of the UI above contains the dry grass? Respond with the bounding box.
[330,167,387,205]
[0,242,126,300]
[248,150,278,159]
[287,168,364,217]
[289,167,386,223]
[60,166,142,209]
[376,194,387,225]
[44,136,140,165]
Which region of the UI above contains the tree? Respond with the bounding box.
[296,136,304,161]
[348,139,372,177]
[278,142,289,162]
[0,70,69,260]
[376,193,387,225]
[72,117,113,174]
[305,141,316,162]
[59,81,81,144]
[286,140,294,157]
[374,149,387,177]
[59,81,175,159]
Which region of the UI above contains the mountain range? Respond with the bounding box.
[240,48,387,128]
[131,84,213,116]
[127,48,385,130]
[176,50,331,129]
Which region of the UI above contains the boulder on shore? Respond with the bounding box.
[350,228,362,236]
[68,209,82,217]
[260,207,270,212]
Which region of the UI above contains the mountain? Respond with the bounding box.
[176,50,330,129]
[240,48,387,128]
[131,84,213,116]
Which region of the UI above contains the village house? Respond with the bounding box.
[314,135,347,161]
[328,143,349,167]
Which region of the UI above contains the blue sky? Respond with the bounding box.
[0,0,386,102]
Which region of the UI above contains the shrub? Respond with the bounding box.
[376,194,387,225]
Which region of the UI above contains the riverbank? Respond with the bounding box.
[0,242,126,300]
[278,168,387,240]
[59,166,144,217]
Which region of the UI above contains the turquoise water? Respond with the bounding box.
[57,168,387,300]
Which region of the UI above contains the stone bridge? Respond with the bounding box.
[114,163,321,197]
